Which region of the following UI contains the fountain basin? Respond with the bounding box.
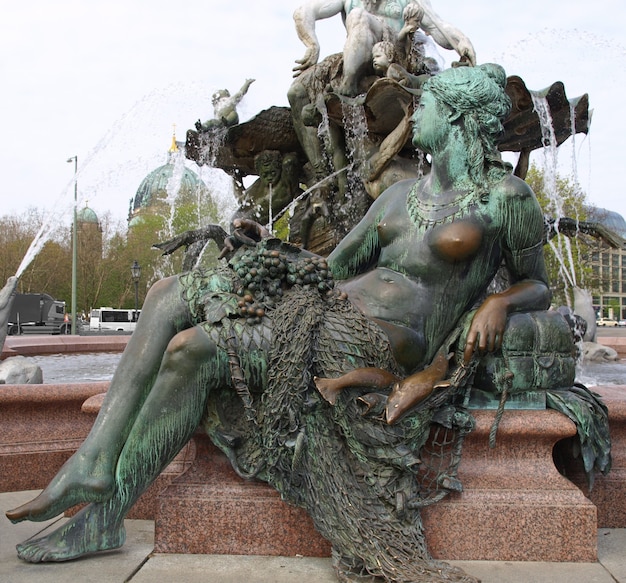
[1,335,129,359]
[1,335,625,560]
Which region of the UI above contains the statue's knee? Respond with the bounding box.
[145,276,177,304]
[287,82,308,109]
[164,328,214,369]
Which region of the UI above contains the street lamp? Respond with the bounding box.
[67,156,78,335]
[131,260,141,323]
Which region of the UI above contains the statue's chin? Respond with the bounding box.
[412,135,431,154]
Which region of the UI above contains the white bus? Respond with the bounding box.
[89,308,140,332]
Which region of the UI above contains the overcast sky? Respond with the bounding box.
[1,0,624,230]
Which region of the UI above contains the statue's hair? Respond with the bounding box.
[372,41,395,63]
[254,150,282,171]
[425,64,512,192]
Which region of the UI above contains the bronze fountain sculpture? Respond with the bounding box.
[6,3,610,583]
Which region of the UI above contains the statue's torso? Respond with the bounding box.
[339,183,505,364]
[344,0,413,31]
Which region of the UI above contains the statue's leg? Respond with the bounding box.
[287,81,328,179]
[339,9,385,96]
[6,276,192,524]
[15,326,224,563]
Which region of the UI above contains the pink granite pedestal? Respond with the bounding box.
[0,383,107,493]
[422,409,597,561]
[154,435,332,556]
[1,377,618,562]
[154,408,598,562]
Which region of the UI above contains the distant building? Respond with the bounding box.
[76,203,103,258]
[128,133,212,228]
[586,208,626,320]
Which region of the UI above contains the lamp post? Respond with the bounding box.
[131,260,141,323]
[67,156,78,335]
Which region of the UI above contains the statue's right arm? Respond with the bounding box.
[410,0,477,65]
[293,0,344,76]
[327,194,388,280]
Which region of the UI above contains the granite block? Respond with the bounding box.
[0,383,108,492]
[422,408,597,562]
[155,409,598,562]
[154,435,332,557]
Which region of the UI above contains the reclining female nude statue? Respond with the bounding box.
[6,64,609,583]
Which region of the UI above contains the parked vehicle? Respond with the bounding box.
[89,308,140,332]
[618,320,626,327]
[8,293,68,335]
[596,317,618,327]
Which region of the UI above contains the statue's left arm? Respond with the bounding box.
[463,180,550,361]
[232,79,255,103]
[409,0,477,66]
[293,0,345,75]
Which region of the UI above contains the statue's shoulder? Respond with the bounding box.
[379,177,419,200]
[492,173,538,205]
[372,177,417,212]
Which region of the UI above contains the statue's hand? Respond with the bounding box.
[293,45,320,77]
[463,296,508,363]
[401,3,423,35]
[218,219,271,260]
[455,39,476,67]
[232,218,270,242]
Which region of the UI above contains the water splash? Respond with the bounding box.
[495,28,626,222]
[342,101,369,195]
[531,93,578,295]
[15,221,56,278]
[273,165,352,225]
[267,183,274,235]
[199,127,228,167]
[316,94,335,171]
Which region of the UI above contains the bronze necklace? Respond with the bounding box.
[406,181,485,229]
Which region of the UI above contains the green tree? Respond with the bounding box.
[0,176,224,320]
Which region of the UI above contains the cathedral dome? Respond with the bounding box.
[130,133,208,217]
[77,205,99,224]
[131,162,207,213]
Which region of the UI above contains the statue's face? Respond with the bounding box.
[411,91,448,153]
[258,160,282,186]
[212,89,230,105]
[372,46,391,73]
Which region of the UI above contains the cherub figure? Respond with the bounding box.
[195,78,255,131]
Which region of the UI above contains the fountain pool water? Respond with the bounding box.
[22,350,624,387]
[577,360,626,387]
[25,352,122,383]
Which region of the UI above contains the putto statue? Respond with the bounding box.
[7,63,609,583]
[195,78,255,131]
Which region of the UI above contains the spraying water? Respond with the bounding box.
[342,101,369,196]
[531,92,578,295]
[267,183,274,235]
[272,165,352,225]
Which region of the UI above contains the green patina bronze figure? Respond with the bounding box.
[6,64,610,583]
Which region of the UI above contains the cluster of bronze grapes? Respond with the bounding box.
[231,246,335,324]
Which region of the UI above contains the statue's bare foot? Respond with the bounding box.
[16,504,125,563]
[6,453,114,523]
